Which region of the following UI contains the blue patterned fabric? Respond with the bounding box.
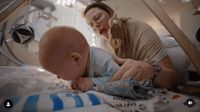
[22,95,39,112]
[95,78,166,100]
[6,92,103,112]
[50,94,64,111]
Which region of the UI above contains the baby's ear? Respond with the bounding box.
[70,52,82,65]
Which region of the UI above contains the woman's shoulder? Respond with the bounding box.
[125,19,150,31]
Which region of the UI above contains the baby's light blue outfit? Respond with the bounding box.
[87,47,166,102]
[88,47,119,86]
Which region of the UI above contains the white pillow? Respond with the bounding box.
[166,47,190,83]
[160,36,179,48]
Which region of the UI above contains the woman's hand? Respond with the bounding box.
[111,57,154,81]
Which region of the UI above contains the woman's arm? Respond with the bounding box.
[110,57,154,81]
[111,56,181,89]
[153,56,181,89]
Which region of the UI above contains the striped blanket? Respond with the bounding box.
[1,66,199,112]
[1,90,168,112]
[1,66,167,112]
[2,79,200,112]
[2,92,103,112]
[1,79,169,112]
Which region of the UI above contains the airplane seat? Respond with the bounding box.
[161,36,191,84]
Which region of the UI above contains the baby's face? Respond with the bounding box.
[53,55,87,81]
[40,49,88,81]
[57,64,83,80]
[39,54,84,81]
[39,26,89,81]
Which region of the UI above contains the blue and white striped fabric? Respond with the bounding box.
[6,92,103,112]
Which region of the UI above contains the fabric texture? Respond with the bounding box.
[1,91,104,112]
[1,66,200,112]
[1,90,168,112]
[109,19,168,64]
[88,47,119,86]
[95,78,166,100]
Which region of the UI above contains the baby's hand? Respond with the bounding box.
[71,80,78,90]
[77,77,93,92]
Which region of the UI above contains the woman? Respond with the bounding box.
[83,2,181,89]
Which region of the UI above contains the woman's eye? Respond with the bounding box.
[90,23,93,27]
[94,15,100,21]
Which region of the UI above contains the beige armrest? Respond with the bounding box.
[143,0,200,75]
[0,0,28,24]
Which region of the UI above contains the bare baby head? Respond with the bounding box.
[39,26,89,80]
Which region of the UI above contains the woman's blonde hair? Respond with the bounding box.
[84,2,114,16]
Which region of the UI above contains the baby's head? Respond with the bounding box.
[39,26,89,80]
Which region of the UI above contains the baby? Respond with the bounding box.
[39,26,119,91]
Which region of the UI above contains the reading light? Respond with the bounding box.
[55,0,77,7]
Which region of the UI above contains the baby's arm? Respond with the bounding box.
[75,47,119,91]
[90,59,119,86]
[73,59,119,92]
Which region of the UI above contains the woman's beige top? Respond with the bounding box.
[109,19,168,64]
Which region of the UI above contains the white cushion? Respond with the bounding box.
[161,36,191,83]
[160,36,179,48]
[166,46,190,83]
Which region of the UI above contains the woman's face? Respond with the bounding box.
[85,8,111,40]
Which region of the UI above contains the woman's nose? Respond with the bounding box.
[94,22,100,27]
[93,23,101,32]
